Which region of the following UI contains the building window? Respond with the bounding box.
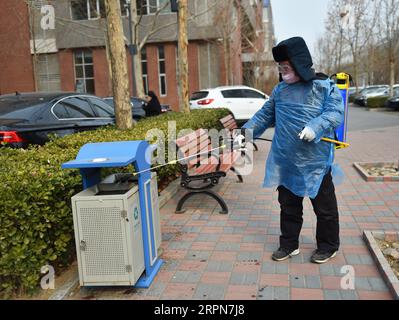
[74,50,95,94]
[120,0,129,16]
[158,45,167,96]
[71,0,106,20]
[136,0,171,15]
[141,47,148,95]
[71,0,129,20]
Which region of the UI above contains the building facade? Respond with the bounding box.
[0,0,270,110]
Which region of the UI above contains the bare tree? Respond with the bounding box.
[104,0,133,129]
[212,0,240,85]
[212,0,267,89]
[125,1,217,101]
[322,1,351,73]
[314,35,337,76]
[129,0,174,98]
[378,0,399,95]
[338,0,379,91]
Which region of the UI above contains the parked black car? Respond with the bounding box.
[0,92,115,148]
[385,96,399,110]
[385,87,399,110]
[104,97,146,120]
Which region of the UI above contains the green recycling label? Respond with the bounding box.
[133,207,139,221]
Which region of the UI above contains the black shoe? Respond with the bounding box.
[310,250,337,264]
[271,247,300,261]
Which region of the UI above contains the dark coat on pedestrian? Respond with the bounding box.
[144,91,162,117]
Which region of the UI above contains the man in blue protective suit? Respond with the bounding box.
[239,37,344,264]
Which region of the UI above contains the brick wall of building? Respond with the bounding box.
[58,49,75,92]
[0,1,35,94]
[93,48,112,97]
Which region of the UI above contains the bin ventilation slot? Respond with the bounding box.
[80,207,127,276]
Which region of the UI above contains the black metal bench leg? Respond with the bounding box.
[203,190,229,214]
[230,167,243,183]
[175,190,229,214]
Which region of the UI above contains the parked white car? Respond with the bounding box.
[189,85,269,121]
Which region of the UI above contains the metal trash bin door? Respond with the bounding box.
[75,199,132,285]
[72,186,145,286]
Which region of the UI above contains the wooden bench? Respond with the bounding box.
[219,113,259,152]
[174,128,243,214]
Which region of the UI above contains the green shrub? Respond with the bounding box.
[0,108,230,298]
[366,96,389,108]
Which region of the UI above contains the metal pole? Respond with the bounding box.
[126,0,137,97]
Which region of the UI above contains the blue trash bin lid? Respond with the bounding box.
[61,140,150,169]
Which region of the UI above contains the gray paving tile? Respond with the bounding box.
[340,289,358,300]
[305,275,321,289]
[368,277,389,292]
[193,283,225,300]
[290,275,306,288]
[236,251,262,261]
[205,261,234,272]
[230,272,258,285]
[324,289,341,300]
[196,233,220,242]
[171,271,202,283]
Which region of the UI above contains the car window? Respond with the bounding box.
[104,99,114,107]
[88,97,115,117]
[221,89,243,98]
[190,91,209,100]
[53,97,96,119]
[241,89,265,99]
[52,103,70,119]
[0,103,46,119]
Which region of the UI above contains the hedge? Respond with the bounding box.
[0,108,230,298]
[366,96,389,108]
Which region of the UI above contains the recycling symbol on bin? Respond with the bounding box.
[133,207,139,221]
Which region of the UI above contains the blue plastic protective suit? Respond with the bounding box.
[242,79,344,199]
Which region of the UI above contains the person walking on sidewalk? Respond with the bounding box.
[239,37,344,264]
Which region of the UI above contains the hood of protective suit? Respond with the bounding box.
[272,37,316,82]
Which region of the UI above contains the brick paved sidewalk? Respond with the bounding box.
[69,125,399,300]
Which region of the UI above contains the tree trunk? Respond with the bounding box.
[127,0,145,98]
[227,39,232,85]
[223,37,229,85]
[104,30,113,96]
[134,48,145,98]
[353,52,359,92]
[105,0,133,129]
[177,0,190,113]
[390,55,395,96]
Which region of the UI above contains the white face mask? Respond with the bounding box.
[282,71,300,84]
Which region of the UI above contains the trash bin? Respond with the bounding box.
[62,140,163,288]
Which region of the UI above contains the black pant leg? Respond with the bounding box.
[278,186,304,250]
[310,170,340,252]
